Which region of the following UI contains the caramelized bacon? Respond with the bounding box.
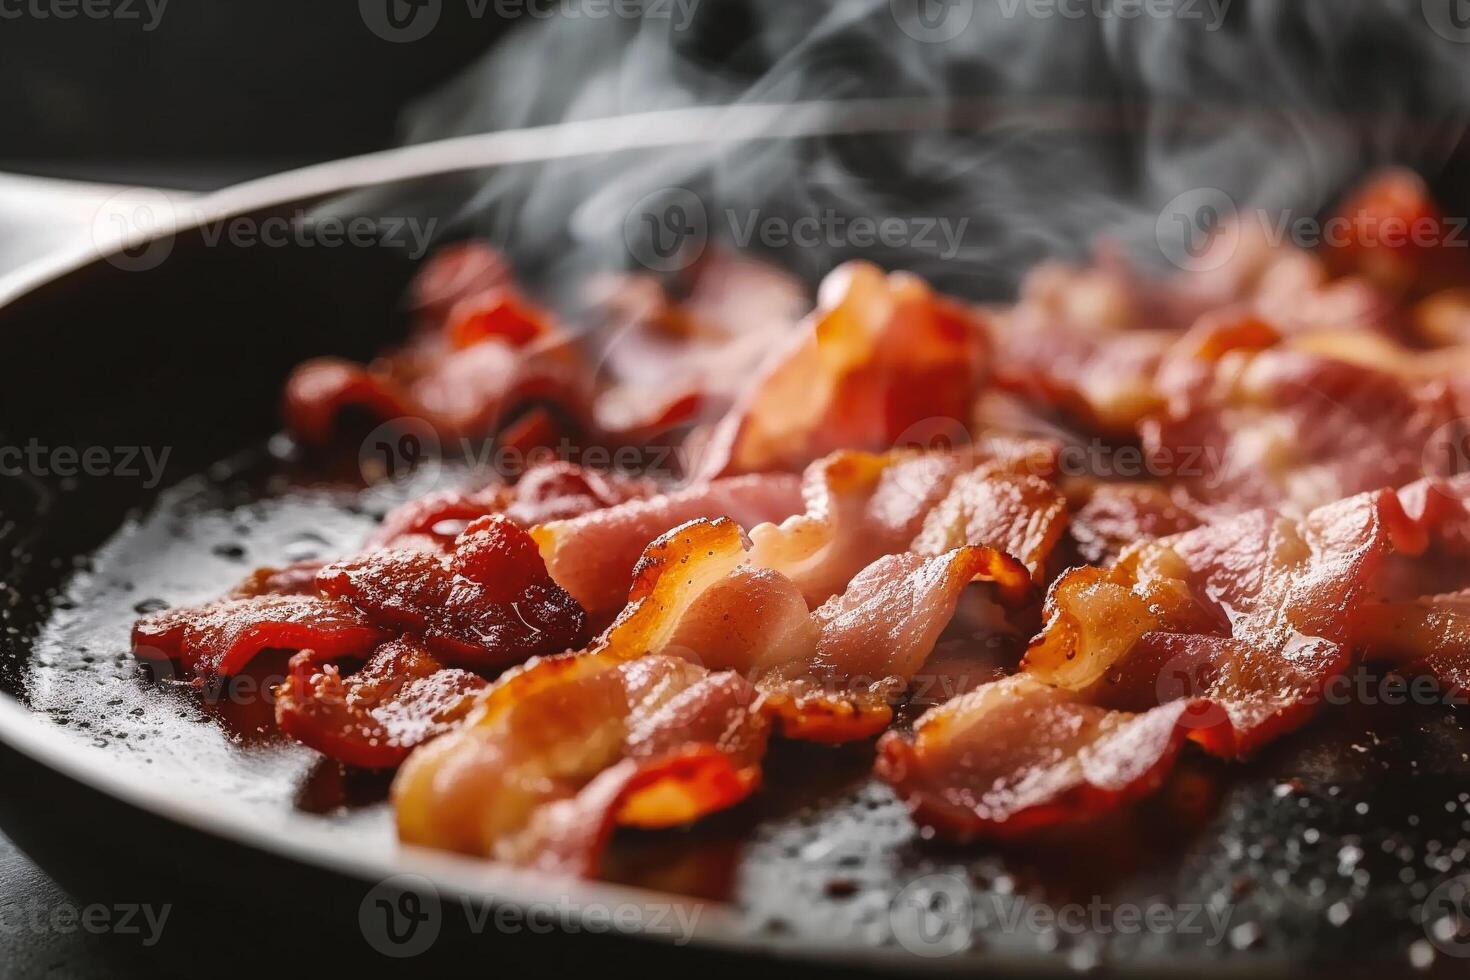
[878,482,1464,838]
[275,637,488,769]
[131,594,389,679]
[393,653,767,875]
[696,262,985,477]
[317,514,588,669]
[592,516,1031,742]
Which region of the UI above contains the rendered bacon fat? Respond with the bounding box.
[878,481,1466,839]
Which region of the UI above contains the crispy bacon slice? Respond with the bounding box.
[878,481,1462,838]
[695,262,986,477]
[910,462,1069,584]
[1356,590,1470,700]
[131,595,389,679]
[531,474,803,618]
[392,652,767,875]
[317,515,589,669]
[275,637,488,769]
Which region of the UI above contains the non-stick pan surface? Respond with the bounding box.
[1,104,1467,978]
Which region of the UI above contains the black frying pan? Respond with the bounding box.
[1,102,1468,979]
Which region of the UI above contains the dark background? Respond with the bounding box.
[0,1,511,185]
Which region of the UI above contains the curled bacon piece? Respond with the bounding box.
[531,473,803,619]
[131,595,390,680]
[878,481,1463,839]
[592,516,1031,742]
[318,515,589,669]
[392,652,767,876]
[696,261,986,478]
[275,636,488,769]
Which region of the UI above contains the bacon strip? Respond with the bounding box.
[392,653,767,876]
[275,637,488,769]
[695,262,985,477]
[878,481,1463,839]
[591,516,1031,742]
[132,595,390,679]
[531,474,803,618]
[318,515,589,669]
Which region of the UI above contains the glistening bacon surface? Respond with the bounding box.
[696,262,985,477]
[588,516,1031,742]
[392,653,767,876]
[531,473,804,618]
[275,637,488,769]
[878,482,1461,839]
[132,594,390,679]
[318,514,589,669]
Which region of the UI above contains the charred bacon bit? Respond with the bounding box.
[317,515,589,669]
[131,594,390,679]
[275,637,488,769]
[392,653,767,875]
[878,483,1468,838]
[696,262,986,478]
[530,473,804,618]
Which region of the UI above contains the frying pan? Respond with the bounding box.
[1,101,1467,979]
